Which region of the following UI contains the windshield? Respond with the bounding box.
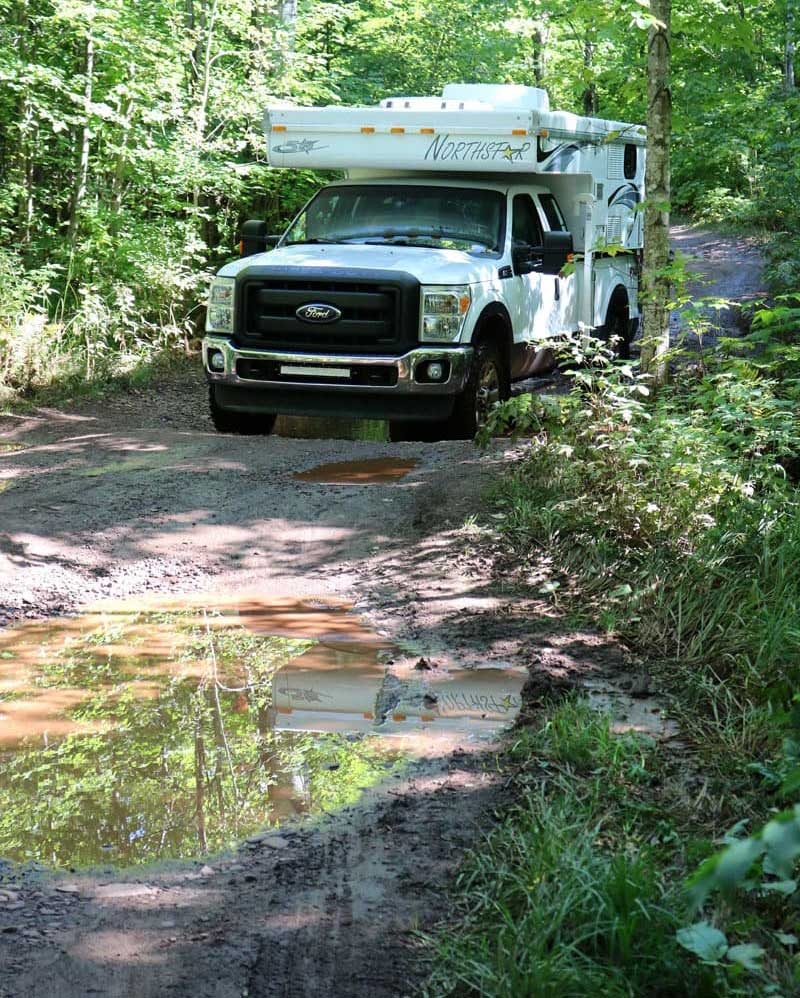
[283,184,505,255]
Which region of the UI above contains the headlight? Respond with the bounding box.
[420,286,471,342]
[206,277,236,334]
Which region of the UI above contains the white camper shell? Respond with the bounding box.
[203,84,646,439]
[265,84,646,252]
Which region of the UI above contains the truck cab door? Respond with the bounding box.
[507,193,554,374]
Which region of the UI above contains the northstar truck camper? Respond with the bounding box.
[204,83,646,439]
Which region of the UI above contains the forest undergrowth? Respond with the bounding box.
[426,304,800,996]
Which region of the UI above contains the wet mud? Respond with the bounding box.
[293,457,418,485]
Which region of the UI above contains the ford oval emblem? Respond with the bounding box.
[296,302,342,324]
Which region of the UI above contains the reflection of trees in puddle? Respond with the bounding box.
[0,606,403,869]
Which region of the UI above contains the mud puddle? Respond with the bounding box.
[0,596,523,870]
[294,457,418,485]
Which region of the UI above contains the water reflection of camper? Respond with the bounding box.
[273,641,386,733]
[273,642,524,735]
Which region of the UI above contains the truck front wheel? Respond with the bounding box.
[208,386,276,435]
[446,339,508,439]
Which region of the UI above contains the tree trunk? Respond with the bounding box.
[532,20,549,87]
[281,0,297,30]
[110,64,136,217]
[786,0,797,91]
[639,0,672,383]
[14,0,34,244]
[192,0,217,244]
[582,36,598,116]
[67,27,94,242]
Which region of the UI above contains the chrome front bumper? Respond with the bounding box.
[202,337,473,396]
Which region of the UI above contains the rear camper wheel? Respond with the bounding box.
[602,293,633,360]
[447,339,508,440]
[209,386,276,435]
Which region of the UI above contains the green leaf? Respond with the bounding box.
[676,922,728,964]
[780,766,800,798]
[725,943,765,971]
[761,879,797,895]
[716,836,767,889]
[762,810,800,880]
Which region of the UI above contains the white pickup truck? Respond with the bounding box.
[203,84,645,439]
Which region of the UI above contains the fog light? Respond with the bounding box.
[208,349,225,373]
[427,361,444,381]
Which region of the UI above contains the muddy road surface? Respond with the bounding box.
[667,222,767,345]
[0,370,612,998]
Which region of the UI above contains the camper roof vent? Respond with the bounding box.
[442,84,550,112]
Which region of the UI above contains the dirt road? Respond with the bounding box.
[0,366,600,998]
[667,222,767,344]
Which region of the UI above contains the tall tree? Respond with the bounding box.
[640,0,672,381]
[786,0,797,90]
[67,17,95,242]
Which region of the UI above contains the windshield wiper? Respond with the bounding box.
[285,238,344,246]
[363,238,433,248]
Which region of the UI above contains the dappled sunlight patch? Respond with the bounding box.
[260,909,326,931]
[69,928,170,965]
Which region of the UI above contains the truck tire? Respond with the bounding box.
[446,339,508,440]
[208,386,277,435]
[603,293,633,359]
[388,420,449,443]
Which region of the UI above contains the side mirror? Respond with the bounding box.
[511,240,536,275]
[239,220,281,257]
[538,231,574,275]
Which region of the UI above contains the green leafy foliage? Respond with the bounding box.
[426,701,740,996]
[475,311,800,994]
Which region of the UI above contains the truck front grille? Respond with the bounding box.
[234,267,420,356]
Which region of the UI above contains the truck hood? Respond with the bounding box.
[217,243,501,285]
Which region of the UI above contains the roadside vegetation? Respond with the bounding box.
[4,0,800,992]
[427,306,800,995]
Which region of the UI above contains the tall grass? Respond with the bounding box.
[425,328,800,996]
[425,703,727,997]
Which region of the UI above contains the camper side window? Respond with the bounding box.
[624,144,638,179]
[539,194,567,232]
[512,195,543,247]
